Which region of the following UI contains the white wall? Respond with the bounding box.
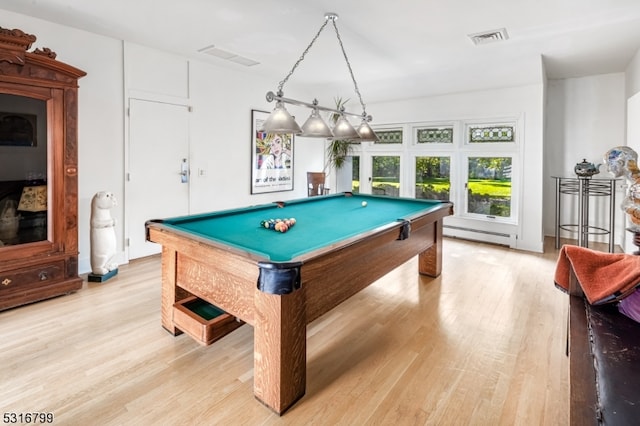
[544,73,627,247]
[1,10,325,273]
[122,41,325,216]
[626,48,640,99]
[626,47,640,156]
[368,84,545,252]
[187,59,324,214]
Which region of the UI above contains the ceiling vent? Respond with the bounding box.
[198,45,260,67]
[468,28,509,45]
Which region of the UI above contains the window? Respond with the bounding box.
[415,156,450,200]
[462,121,518,222]
[372,155,400,197]
[466,156,512,217]
[375,129,403,144]
[348,117,520,244]
[351,155,360,193]
[468,125,515,143]
[416,126,454,144]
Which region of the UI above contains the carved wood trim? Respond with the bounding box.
[0,27,36,66]
[33,47,57,60]
[0,27,84,83]
[0,27,36,51]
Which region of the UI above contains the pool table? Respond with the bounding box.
[146,192,453,414]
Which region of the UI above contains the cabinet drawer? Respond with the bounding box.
[0,262,65,293]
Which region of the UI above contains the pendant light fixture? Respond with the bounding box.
[332,111,361,140]
[260,13,379,142]
[260,100,302,135]
[300,100,333,138]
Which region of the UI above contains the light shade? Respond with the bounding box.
[356,119,379,142]
[260,101,302,134]
[300,108,334,138]
[331,114,360,140]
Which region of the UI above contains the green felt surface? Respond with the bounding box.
[183,298,225,320]
[162,194,444,262]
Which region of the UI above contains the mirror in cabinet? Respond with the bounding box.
[0,94,48,246]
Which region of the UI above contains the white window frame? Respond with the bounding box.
[459,119,521,225]
[350,116,523,246]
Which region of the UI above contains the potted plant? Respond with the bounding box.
[325,97,354,171]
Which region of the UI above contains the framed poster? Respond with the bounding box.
[251,109,294,194]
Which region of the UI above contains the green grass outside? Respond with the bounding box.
[415,178,450,193]
[467,179,511,197]
[373,182,400,189]
[360,178,511,197]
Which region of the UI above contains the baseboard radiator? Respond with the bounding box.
[443,225,515,248]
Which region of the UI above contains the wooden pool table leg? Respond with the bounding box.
[253,288,306,415]
[160,247,179,334]
[418,218,443,277]
[160,247,191,335]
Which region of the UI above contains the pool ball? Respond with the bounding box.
[362,201,368,207]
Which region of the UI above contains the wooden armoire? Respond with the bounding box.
[0,27,86,310]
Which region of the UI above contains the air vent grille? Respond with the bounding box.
[198,45,260,67]
[468,28,509,45]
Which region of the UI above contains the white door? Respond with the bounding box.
[127,98,190,259]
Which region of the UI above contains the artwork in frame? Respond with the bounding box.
[251,109,294,194]
[0,112,37,147]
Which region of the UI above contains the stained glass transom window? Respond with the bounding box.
[416,127,453,144]
[375,129,403,144]
[469,125,515,143]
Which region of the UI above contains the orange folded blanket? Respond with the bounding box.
[554,245,640,305]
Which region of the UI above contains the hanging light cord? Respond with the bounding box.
[329,18,367,117]
[275,13,368,119]
[277,18,330,94]
[264,11,376,135]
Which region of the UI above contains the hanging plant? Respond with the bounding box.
[326,97,354,170]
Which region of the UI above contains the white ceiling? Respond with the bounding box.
[2,0,640,103]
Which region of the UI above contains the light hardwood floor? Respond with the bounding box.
[1,237,572,425]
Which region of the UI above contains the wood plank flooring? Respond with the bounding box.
[0,237,572,425]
